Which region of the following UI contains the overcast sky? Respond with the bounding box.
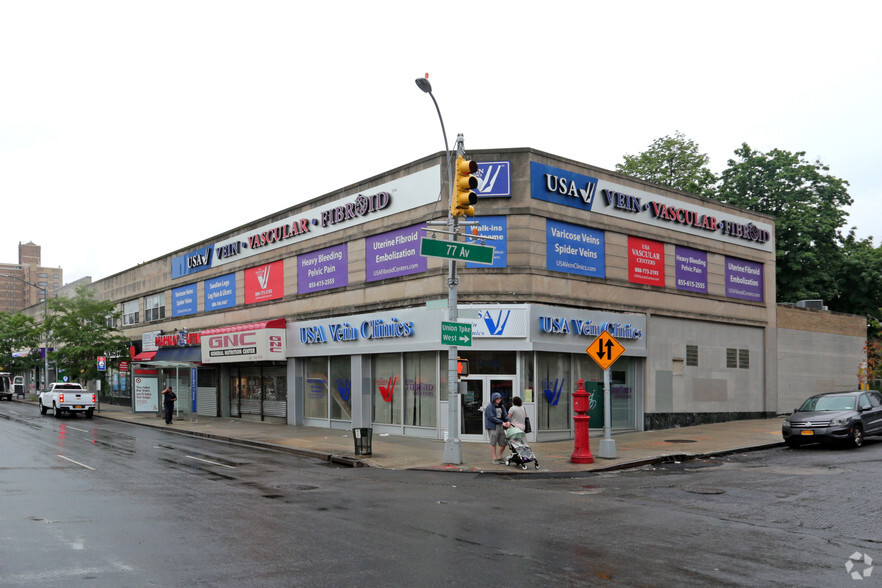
[2,1,879,284]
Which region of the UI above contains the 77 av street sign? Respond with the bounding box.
[420,238,494,265]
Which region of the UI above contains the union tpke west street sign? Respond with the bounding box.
[441,321,472,347]
[420,237,494,265]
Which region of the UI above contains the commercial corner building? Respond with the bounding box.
[86,148,864,442]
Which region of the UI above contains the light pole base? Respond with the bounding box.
[598,438,617,459]
[443,438,462,465]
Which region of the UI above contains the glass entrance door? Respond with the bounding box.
[460,377,514,441]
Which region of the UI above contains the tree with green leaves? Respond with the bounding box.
[616,131,718,197]
[827,230,882,316]
[0,311,42,376]
[716,143,853,304]
[45,285,128,385]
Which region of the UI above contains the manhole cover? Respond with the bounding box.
[684,487,725,495]
[664,439,697,443]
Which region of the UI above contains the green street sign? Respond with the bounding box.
[420,238,494,265]
[441,321,472,347]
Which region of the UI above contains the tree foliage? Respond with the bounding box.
[0,312,42,375]
[716,143,853,304]
[616,131,718,197]
[45,285,128,384]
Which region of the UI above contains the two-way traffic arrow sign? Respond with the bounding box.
[586,331,625,370]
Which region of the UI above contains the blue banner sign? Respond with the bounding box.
[531,161,598,212]
[204,272,236,312]
[171,246,214,279]
[172,284,198,317]
[466,216,507,268]
[546,219,605,278]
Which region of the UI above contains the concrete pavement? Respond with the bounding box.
[23,399,787,474]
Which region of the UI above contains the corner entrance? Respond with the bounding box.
[460,376,514,442]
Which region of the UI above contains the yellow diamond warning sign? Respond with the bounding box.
[586,331,626,370]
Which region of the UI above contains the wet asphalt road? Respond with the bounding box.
[1,400,880,587]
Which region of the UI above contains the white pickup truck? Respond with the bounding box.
[39,382,96,419]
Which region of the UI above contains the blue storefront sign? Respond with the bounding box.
[475,161,511,197]
[546,219,605,278]
[204,272,236,312]
[172,283,198,317]
[466,216,507,268]
[171,246,214,279]
[531,161,599,212]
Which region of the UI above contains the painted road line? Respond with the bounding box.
[186,455,236,469]
[57,455,95,470]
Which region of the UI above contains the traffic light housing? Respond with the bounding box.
[451,156,478,217]
[456,357,469,378]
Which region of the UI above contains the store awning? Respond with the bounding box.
[153,346,202,363]
[133,351,156,361]
[200,318,287,335]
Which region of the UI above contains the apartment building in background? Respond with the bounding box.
[0,242,63,313]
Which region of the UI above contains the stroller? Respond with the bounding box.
[504,427,539,470]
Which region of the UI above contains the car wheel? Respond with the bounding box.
[848,424,864,448]
[785,439,800,449]
[40,402,47,415]
[53,404,61,418]
[85,409,93,419]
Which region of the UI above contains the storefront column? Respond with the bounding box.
[288,360,303,426]
[350,354,371,429]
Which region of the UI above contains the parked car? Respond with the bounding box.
[0,373,11,401]
[782,390,882,448]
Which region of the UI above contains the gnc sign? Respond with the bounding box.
[200,319,287,364]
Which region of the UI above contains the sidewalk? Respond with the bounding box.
[69,401,785,474]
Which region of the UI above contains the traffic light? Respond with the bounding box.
[451,155,478,217]
[456,358,469,378]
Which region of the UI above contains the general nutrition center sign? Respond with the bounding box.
[200,319,287,363]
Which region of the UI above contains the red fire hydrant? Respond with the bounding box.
[571,378,594,463]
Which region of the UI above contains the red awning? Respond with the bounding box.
[132,351,156,361]
[200,318,286,336]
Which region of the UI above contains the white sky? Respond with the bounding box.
[2,1,879,283]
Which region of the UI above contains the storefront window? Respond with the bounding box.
[262,367,287,418]
[575,355,637,429]
[537,352,571,430]
[329,356,351,421]
[241,368,262,416]
[459,350,516,375]
[404,351,436,428]
[305,357,329,419]
[520,351,534,402]
[372,354,401,425]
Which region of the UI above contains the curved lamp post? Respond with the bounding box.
[0,274,50,391]
[415,75,463,464]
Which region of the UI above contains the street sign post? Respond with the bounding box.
[420,237,494,265]
[441,321,472,347]
[585,331,626,459]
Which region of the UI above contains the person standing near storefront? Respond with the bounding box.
[162,386,177,425]
[508,395,527,433]
[484,392,510,464]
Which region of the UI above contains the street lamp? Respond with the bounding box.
[415,74,463,464]
[0,274,50,391]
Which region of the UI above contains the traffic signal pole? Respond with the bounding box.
[415,74,464,464]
